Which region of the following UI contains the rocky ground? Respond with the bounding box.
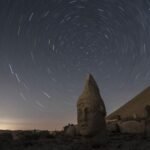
[0,131,150,150]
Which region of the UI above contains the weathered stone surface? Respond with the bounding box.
[65,125,76,137]
[107,121,120,133]
[118,120,145,134]
[77,73,107,141]
[145,105,150,118]
[74,125,80,136]
[145,119,150,135]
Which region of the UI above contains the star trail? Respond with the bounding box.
[0,0,150,130]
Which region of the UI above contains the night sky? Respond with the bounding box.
[0,0,150,130]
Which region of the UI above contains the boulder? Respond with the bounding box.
[65,125,76,137]
[107,122,120,133]
[118,120,145,134]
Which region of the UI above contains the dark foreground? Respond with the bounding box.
[0,131,150,150]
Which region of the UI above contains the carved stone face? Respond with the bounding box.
[77,101,105,137]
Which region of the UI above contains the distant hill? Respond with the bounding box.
[107,87,150,120]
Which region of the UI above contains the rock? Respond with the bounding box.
[145,105,150,118]
[118,120,145,134]
[145,119,150,136]
[107,122,120,133]
[65,125,76,137]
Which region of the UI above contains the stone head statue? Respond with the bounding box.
[77,74,106,137]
